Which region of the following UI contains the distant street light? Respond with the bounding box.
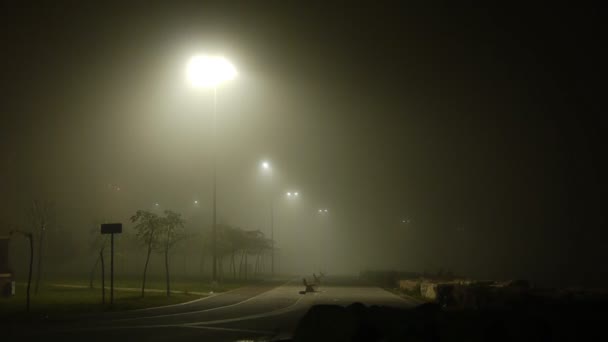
[316,208,330,271]
[187,54,236,282]
[259,160,276,275]
[194,200,198,205]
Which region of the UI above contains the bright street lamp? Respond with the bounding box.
[187,55,237,88]
[188,54,236,282]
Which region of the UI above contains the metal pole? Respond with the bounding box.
[212,86,218,282]
[271,198,274,276]
[26,234,33,312]
[110,233,114,304]
[100,249,105,305]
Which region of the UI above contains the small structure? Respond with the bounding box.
[300,276,319,294]
[0,236,14,297]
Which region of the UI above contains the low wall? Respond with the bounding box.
[398,279,419,292]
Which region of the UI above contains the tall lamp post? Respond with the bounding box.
[187,55,236,282]
[260,161,274,275]
[317,208,329,272]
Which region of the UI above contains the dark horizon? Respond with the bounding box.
[1,3,606,287]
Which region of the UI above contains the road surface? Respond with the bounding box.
[13,277,418,341]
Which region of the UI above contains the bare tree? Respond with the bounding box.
[88,220,108,289]
[27,200,54,294]
[157,210,186,296]
[9,229,33,312]
[131,210,161,297]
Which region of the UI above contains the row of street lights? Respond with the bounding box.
[186,54,330,281]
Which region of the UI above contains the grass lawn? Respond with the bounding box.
[0,283,197,318]
[0,276,257,318]
[49,274,250,294]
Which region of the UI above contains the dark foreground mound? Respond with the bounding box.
[290,299,608,341]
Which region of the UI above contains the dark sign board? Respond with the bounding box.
[101,223,122,234]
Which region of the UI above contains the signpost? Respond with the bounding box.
[101,223,122,305]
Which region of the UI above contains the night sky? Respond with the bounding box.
[1,3,606,286]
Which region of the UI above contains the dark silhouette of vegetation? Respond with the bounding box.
[199,225,272,281]
[27,200,54,295]
[158,210,186,296]
[9,229,33,312]
[131,210,161,297]
[88,220,108,289]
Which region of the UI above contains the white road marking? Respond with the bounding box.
[180,325,275,334]
[55,288,305,333]
[113,278,298,322]
[184,296,304,326]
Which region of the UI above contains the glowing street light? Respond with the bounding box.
[261,161,271,171]
[194,200,199,205]
[286,192,292,197]
[187,54,237,283]
[187,55,237,88]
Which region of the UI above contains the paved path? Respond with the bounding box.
[16,277,418,341]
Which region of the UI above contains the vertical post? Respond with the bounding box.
[271,200,274,276]
[110,233,114,304]
[100,250,105,305]
[212,86,218,282]
[26,234,33,313]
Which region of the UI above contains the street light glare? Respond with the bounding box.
[287,192,292,197]
[261,161,271,170]
[294,192,299,196]
[187,55,237,88]
[194,200,198,204]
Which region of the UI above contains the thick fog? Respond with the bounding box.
[1,4,606,287]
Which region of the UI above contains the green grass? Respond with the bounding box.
[0,283,197,318]
[0,276,255,318]
[46,274,256,294]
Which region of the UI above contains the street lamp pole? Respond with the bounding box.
[211,86,217,282]
[186,55,236,283]
[270,196,274,276]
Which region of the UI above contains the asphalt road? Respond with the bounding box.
[13,277,418,341]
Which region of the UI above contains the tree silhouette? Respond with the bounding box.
[130,210,161,297]
[27,200,54,294]
[158,210,186,296]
